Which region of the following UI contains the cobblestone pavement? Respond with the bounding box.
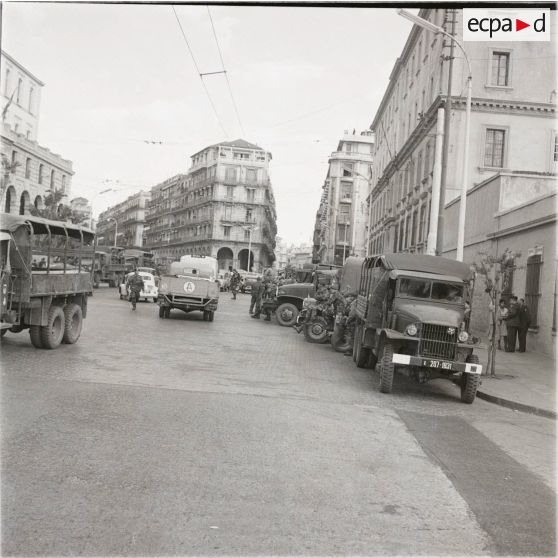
[1,288,555,555]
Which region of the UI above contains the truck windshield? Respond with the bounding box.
[398,278,464,303]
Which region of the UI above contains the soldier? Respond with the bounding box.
[126,269,145,311]
[249,277,264,315]
[229,269,241,300]
[252,276,275,321]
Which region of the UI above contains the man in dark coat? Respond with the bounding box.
[504,295,521,352]
[518,298,531,353]
[229,269,241,300]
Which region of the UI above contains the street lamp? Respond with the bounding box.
[108,217,118,248]
[88,187,115,229]
[397,9,472,262]
[243,225,259,272]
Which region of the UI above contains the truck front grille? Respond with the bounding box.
[418,323,457,360]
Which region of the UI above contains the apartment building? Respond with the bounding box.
[145,139,277,272]
[312,130,374,265]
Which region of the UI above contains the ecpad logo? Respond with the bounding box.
[463,9,550,42]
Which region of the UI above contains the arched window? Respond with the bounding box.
[50,170,55,188]
[38,164,44,184]
[25,158,31,179]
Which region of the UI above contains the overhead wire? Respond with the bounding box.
[207,6,245,137]
[171,6,228,138]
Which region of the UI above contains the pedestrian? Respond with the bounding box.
[497,299,509,350]
[126,269,144,311]
[504,295,520,352]
[249,277,263,315]
[230,269,241,300]
[518,298,531,353]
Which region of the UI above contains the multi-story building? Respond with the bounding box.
[312,130,374,265]
[367,8,556,354]
[1,51,42,141]
[97,190,150,247]
[146,139,277,272]
[70,196,92,225]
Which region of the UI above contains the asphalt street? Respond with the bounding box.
[1,287,556,556]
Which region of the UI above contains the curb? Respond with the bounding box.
[476,390,557,420]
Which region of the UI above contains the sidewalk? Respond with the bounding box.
[474,345,556,419]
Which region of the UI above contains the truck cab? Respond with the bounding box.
[353,254,482,403]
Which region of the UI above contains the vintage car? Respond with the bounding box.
[120,271,159,302]
[239,271,261,293]
[352,253,481,403]
[157,255,219,321]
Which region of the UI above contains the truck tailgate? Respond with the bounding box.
[160,276,218,299]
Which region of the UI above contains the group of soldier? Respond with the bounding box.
[250,270,280,320]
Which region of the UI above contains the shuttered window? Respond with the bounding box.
[525,254,542,327]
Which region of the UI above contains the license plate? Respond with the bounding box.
[422,358,454,370]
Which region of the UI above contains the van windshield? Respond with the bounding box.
[398,278,464,303]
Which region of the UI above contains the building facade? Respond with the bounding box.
[312,130,374,265]
[97,190,150,247]
[146,139,277,272]
[1,51,43,141]
[70,196,92,225]
[367,8,556,257]
[1,53,73,216]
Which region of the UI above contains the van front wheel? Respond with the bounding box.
[378,342,394,393]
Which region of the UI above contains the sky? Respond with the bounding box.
[2,2,414,245]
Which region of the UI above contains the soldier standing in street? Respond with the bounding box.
[249,277,263,315]
[230,269,241,300]
[126,269,145,311]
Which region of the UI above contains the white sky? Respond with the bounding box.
[2,3,413,245]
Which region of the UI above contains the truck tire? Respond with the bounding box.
[29,325,43,348]
[40,305,65,350]
[63,303,83,344]
[275,303,298,327]
[303,317,329,344]
[378,342,394,393]
[159,306,165,318]
[208,311,214,322]
[164,307,171,319]
[461,354,481,404]
[203,311,208,321]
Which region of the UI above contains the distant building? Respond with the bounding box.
[146,139,277,272]
[274,237,289,269]
[312,130,374,265]
[288,243,314,269]
[0,52,73,216]
[97,190,150,247]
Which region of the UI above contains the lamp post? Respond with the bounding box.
[88,187,114,229]
[108,217,118,248]
[243,225,259,272]
[397,9,472,261]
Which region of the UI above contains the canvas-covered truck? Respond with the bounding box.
[157,255,219,321]
[90,246,127,288]
[352,253,482,403]
[0,213,94,349]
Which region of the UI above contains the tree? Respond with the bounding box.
[28,188,87,225]
[472,249,519,376]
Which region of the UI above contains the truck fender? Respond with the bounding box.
[276,296,303,310]
[24,295,53,326]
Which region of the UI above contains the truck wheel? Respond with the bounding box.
[29,325,43,348]
[93,272,101,288]
[164,307,171,319]
[461,354,481,404]
[40,305,65,350]
[276,303,298,327]
[203,311,209,321]
[209,311,214,322]
[159,306,165,318]
[303,318,329,344]
[378,342,394,393]
[63,303,83,344]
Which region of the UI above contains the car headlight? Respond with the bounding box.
[405,324,418,336]
[458,330,469,342]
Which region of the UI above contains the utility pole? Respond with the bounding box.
[436,8,456,256]
[427,108,445,255]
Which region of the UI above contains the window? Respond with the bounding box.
[424,142,431,178]
[50,170,55,188]
[418,204,426,242]
[225,167,237,182]
[398,219,405,251]
[491,52,510,86]
[337,223,350,243]
[246,168,257,183]
[16,78,22,104]
[340,181,352,200]
[25,158,31,179]
[525,254,542,327]
[223,226,231,239]
[416,150,423,184]
[405,215,411,248]
[411,209,418,246]
[28,87,34,113]
[246,209,253,222]
[345,143,352,153]
[342,163,353,177]
[61,175,66,193]
[339,204,350,223]
[246,188,255,202]
[484,129,506,168]
[226,185,234,199]
[244,228,251,241]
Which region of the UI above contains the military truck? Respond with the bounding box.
[157,255,219,321]
[352,254,482,403]
[0,213,94,349]
[90,246,127,288]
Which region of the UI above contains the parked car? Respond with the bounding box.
[217,271,230,292]
[120,271,159,302]
[239,271,261,293]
